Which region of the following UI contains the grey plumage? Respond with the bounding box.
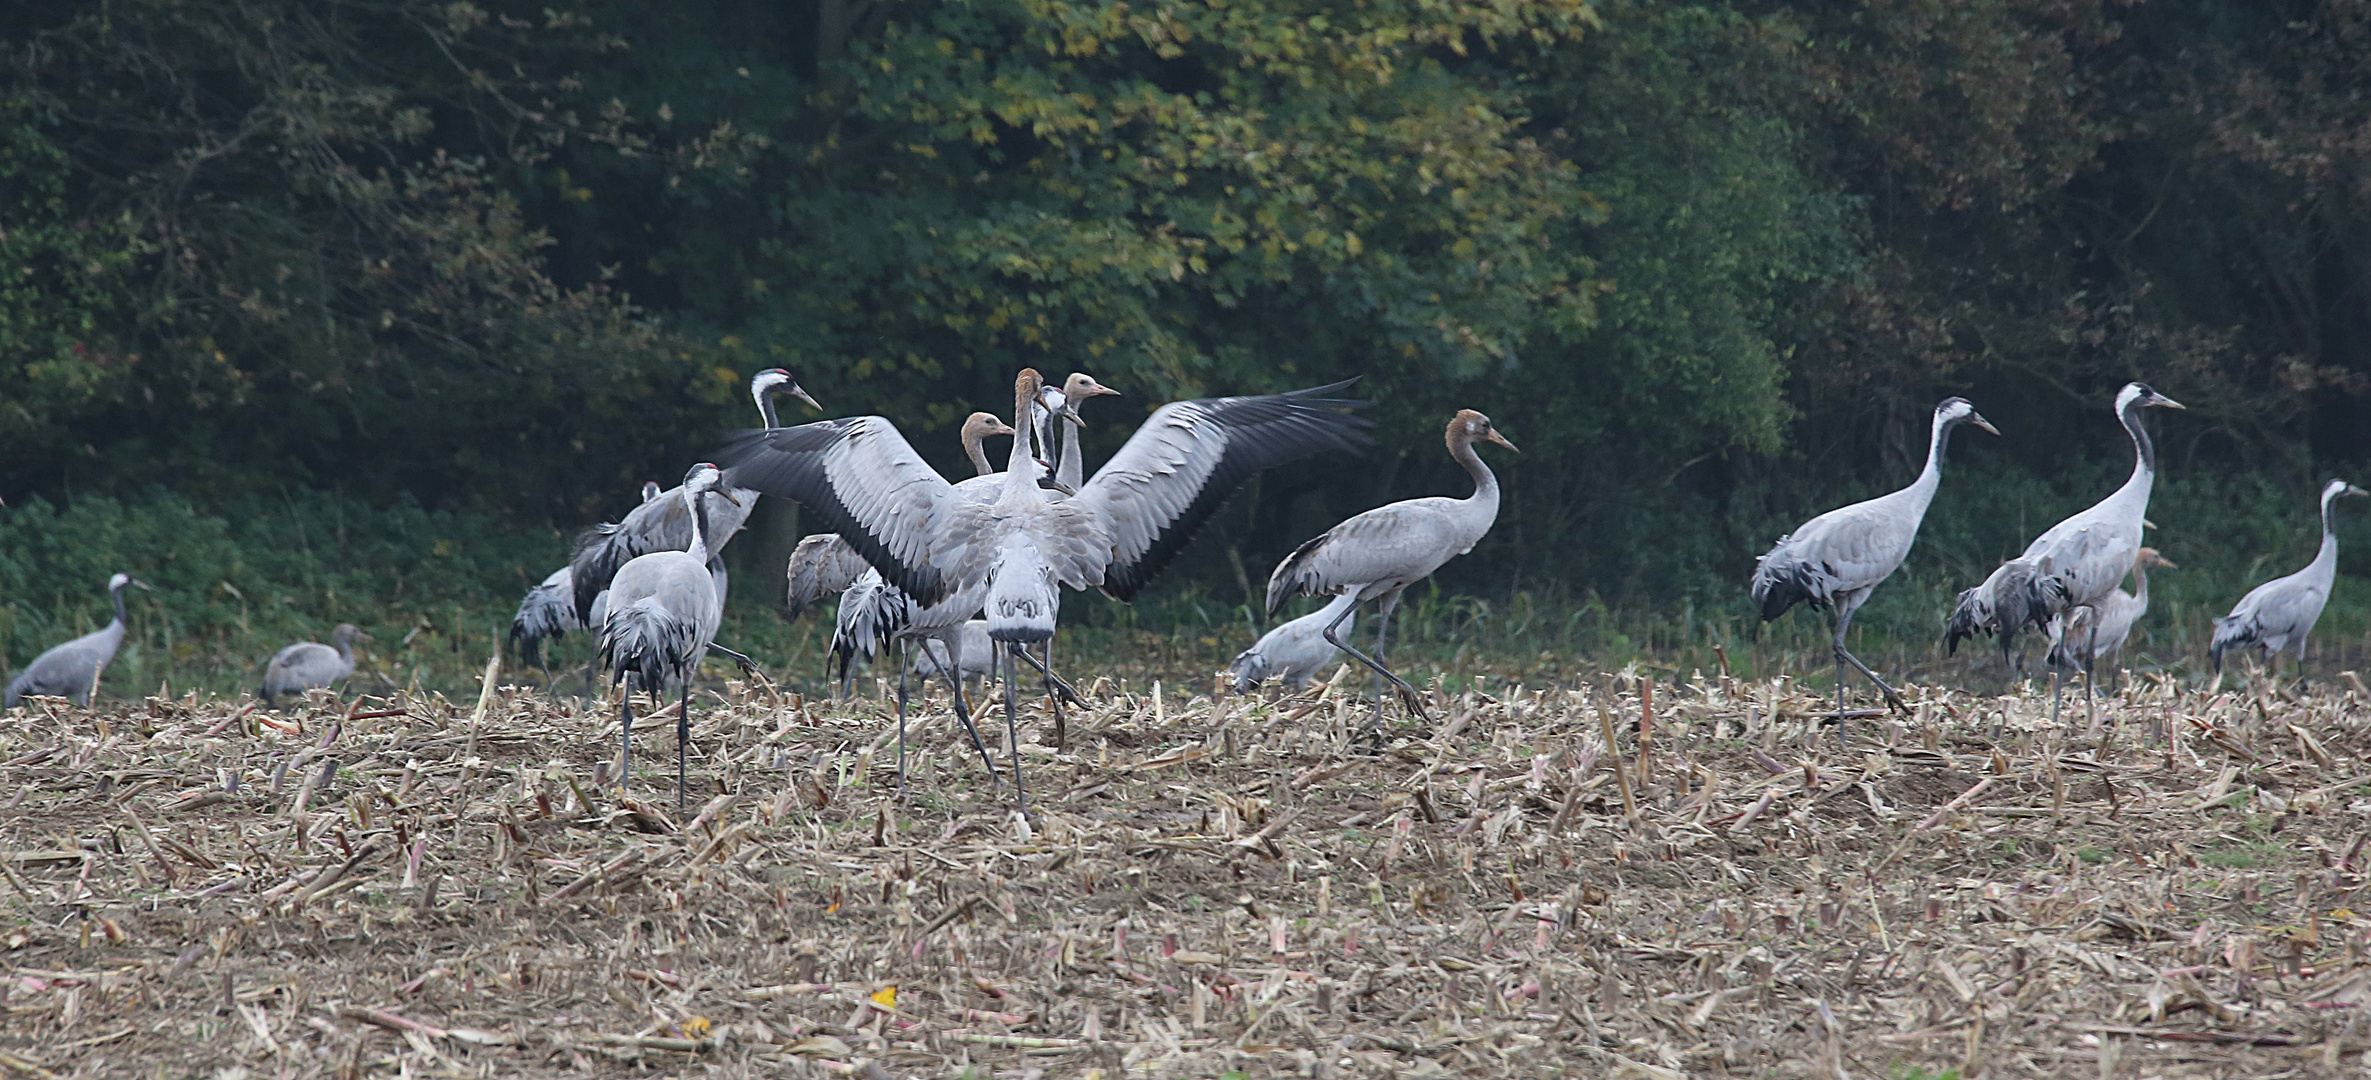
[1754,398,1996,733]
[1266,409,1514,719]
[6,573,148,708]
[722,370,1368,808]
[2210,479,2368,673]
[599,463,736,811]
[259,623,368,701]
[909,621,996,688]
[785,534,872,621]
[2049,547,2174,675]
[1944,559,2039,663]
[1230,592,1356,693]
[510,566,579,669]
[569,369,817,623]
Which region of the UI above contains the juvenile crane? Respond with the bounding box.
[2047,547,2175,694]
[1753,397,1997,740]
[721,369,1368,810]
[259,624,370,702]
[1229,592,1356,694]
[5,573,150,708]
[1265,409,1516,720]
[1947,382,2184,728]
[570,369,818,623]
[599,463,738,812]
[2210,479,2369,680]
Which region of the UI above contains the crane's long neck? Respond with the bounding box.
[1905,411,1958,507]
[334,631,355,664]
[1059,417,1085,491]
[683,489,711,564]
[108,582,128,628]
[2314,489,2345,570]
[965,428,995,477]
[2132,563,2152,606]
[2121,398,2156,489]
[1001,381,1043,504]
[1450,435,1501,511]
[755,390,779,430]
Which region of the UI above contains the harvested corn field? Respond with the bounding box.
[3,668,2370,1078]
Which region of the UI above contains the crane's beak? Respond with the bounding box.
[130,579,153,591]
[711,487,743,508]
[1092,385,1121,397]
[1486,430,1520,453]
[791,386,821,412]
[2154,393,2187,410]
[1971,413,2000,436]
[1061,404,1084,427]
[2347,483,2370,498]
[2155,555,2179,569]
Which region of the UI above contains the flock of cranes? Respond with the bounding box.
[5,374,2366,813]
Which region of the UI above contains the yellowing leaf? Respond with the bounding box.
[871,985,898,1009]
[680,1016,712,1037]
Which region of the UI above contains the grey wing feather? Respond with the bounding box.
[569,484,755,623]
[4,623,124,707]
[719,418,963,606]
[1265,500,1461,614]
[510,566,579,666]
[786,534,873,619]
[1751,495,1921,620]
[1081,381,1371,602]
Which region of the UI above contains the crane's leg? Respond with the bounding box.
[617,687,633,797]
[894,639,911,804]
[1830,600,1907,715]
[1321,595,1430,723]
[2082,623,2102,737]
[1001,643,1031,816]
[676,675,692,816]
[924,639,1001,787]
[1007,647,1084,708]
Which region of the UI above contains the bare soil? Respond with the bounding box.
[3,666,2369,1078]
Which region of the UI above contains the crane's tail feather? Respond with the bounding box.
[829,574,908,680]
[1748,542,1832,622]
[511,576,580,668]
[600,600,697,697]
[2207,615,2256,673]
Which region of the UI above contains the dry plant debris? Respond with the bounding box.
[3,665,2371,1078]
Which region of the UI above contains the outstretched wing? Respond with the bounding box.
[1079,379,1371,602]
[719,417,962,606]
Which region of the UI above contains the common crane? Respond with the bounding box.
[720,369,1369,811]
[259,623,369,702]
[1229,591,1356,694]
[512,480,663,687]
[2048,547,2174,696]
[1946,382,2184,729]
[598,462,737,812]
[1265,409,1515,722]
[1753,397,1997,741]
[569,369,818,623]
[5,573,150,708]
[2210,479,2368,681]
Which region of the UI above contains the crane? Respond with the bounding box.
[5,573,150,708]
[720,369,1368,811]
[259,624,370,702]
[2047,547,2175,697]
[512,480,662,687]
[1229,591,1355,694]
[598,462,738,812]
[569,369,818,623]
[1752,397,1997,742]
[1947,382,2184,729]
[2210,479,2369,682]
[1264,409,1515,722]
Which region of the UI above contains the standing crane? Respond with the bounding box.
[2047,547,2175,696]
[599,463,738,812]
[1753,397,1997,741]
[1265,409,1516,722]
[1229,591,1355,694]
[259,624,370,702]
[5,573,150,708]
[1947,382,2184,729]
[570,369,819,623]
[2210,479,2369,682]
[512,480,662,687]
[720,369,1368,811]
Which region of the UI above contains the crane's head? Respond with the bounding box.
[1936,397,1999,436]
[963,411,1018,442]
[2116,382,2185,414]
[2135,547,2177,570]
[1062,373,1119,403]
[681,462,740,506]
[332,623,373,645]
[106,572,151,593]
[750,368,821,425]
[2323,478,2370,504]
[1448,409,1519,454]
[640,481,662,504]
